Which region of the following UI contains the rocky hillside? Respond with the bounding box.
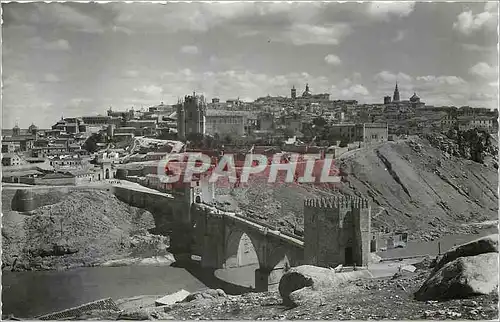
[221,136,498,241]
[2,189,169,271]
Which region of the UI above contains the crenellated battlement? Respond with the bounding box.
[304,195,369,209]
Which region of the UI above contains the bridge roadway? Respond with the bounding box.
[201,203,305,249]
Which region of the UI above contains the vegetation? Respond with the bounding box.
[83,132,109,153]
[445,127,496,163]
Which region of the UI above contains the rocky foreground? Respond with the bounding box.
[29,234,497,321]
[2,189,171,272]
[46,261,497,321]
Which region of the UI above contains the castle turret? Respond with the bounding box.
[176,93,206,141]
[303,195,371,267]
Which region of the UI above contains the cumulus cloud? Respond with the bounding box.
[66,98,94,111]
[341,84,370,97]
[324,54,342,66]
[469,62,498,79]
[374,71,412,84]
[134,85,164,97]
[453,3,498,35]
[366,2,416,20]
[180,45,199,55]
[282,23,351,46]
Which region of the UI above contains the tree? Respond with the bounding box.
[83,132,106,153]
[283,127,295,139]
[223,134,233,144]
[312,116,327,128]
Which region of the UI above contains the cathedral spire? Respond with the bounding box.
[393,82,400,102]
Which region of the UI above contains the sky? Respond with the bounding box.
[2,1,499,129]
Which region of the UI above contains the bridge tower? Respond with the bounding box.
[303,195,371,267]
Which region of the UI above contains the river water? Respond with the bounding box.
[3,228,497,318]
[2,266,207,318]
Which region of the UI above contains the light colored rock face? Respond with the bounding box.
[279,265,373,306]
[155,289,191,306]
[433,234,498,273]
[415,252,499,301]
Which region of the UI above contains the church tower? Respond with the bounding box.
[393,82,400,102]
[291,85,297,99]
[12,123,20,137]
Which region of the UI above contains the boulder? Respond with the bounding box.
[415,252,499,301]
[119,309,151,320]
[182,289,226,302]
[155,289,190,306]
[278,265,373,306]
[401,264,416,273]
[432,234,498,273]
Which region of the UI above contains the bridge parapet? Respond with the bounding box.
[304,196,369,209]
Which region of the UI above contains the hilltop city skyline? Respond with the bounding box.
[3,1,499,128]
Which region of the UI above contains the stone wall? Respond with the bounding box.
[303,196,371,268]
[112,186,182,229]
[9,186,106,214]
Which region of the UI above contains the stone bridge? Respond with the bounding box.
[190,203,304,291]
[8,183,370,293]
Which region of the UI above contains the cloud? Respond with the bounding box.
[3,72,36,92]
[453,3,498,35]
[415,75,467,86]
[10,3,105,33]
[44,73,60,83]
[374,71,412,84]
[180,45,199,55]
[324,54,342,66]
[392,30,406,42]
[341,84,370,97]
[469,62,498,79]
[67,98,94,111]
[366,2,416,20]
[281,23,351,46]
[111,3,258,34]
[461,43,495,52]
[27,37,71,51]
[134,85,164,97]
[123,70,139,78]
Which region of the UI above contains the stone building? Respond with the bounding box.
[303,196,371,267]
[325,122,388,144]
[205,110,246,137]
[176,93,207,140]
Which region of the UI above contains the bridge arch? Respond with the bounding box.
[266,245,292,271]
[224,229,262,269]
